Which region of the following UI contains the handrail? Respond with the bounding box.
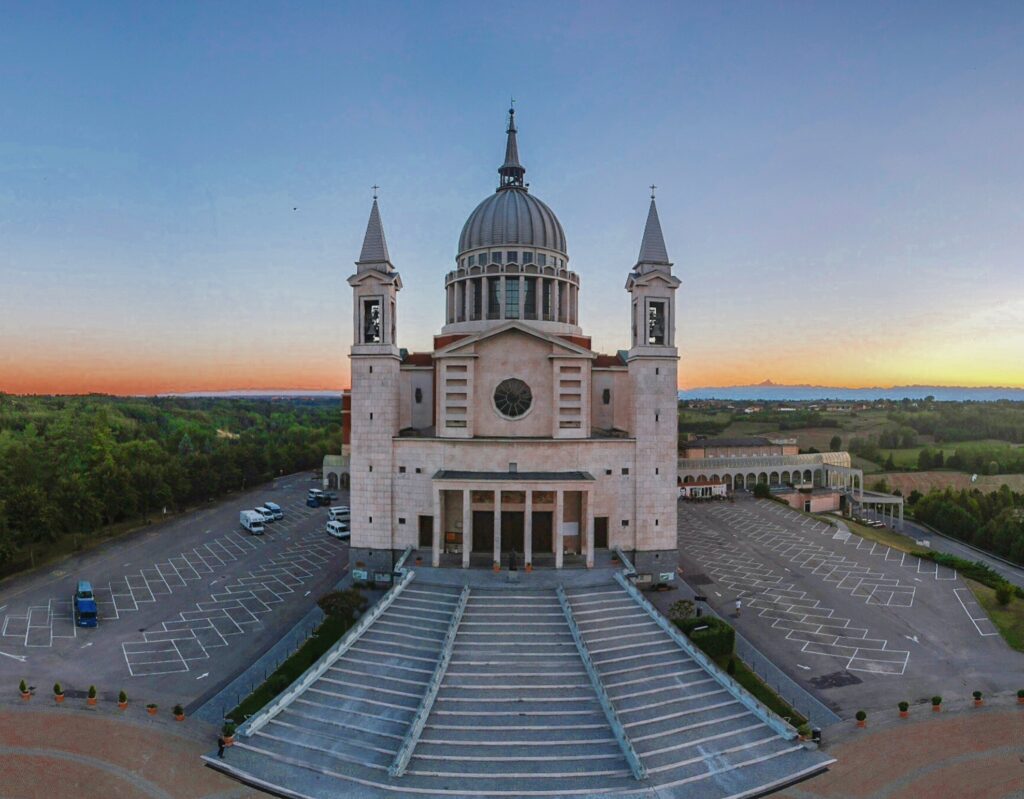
[613,546,636,578]
[389,584,470,777]
[240,569,416,737]
[393,545,415,576]
[557,585,647,781]
[614,572,796,741]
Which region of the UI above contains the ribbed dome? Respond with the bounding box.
[458,187,567,256]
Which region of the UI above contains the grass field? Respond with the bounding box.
[819,514,921,554]
[879,472,1024,494]
[876,446,958,469]
[965,578,1024,652]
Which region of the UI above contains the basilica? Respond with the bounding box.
[347,108,681,578]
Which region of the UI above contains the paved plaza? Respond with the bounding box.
[0,473,348,709]
[677,498,1024,713]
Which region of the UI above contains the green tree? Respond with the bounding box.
[829,435,842,452]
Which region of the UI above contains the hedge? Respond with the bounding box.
[914,551,1024,599]
[675,616,736,659]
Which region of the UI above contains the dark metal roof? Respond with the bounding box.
[684,437,775,448]
[433,470,594,482]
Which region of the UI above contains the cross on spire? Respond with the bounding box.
[649,184,657,199]
[371,184,380,200]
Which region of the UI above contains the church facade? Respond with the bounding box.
[348,109,680,577]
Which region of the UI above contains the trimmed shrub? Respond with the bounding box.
[931,696,942,706]
[973,690,983,700]
[995,582,1013,606]
[53,683,62,696]
[667,599,695,622]
[675,616,736,659]
[19,679,27,694]
[855,710,867,721]
[898,701,909,712]
[118,690,128,704]
[317,588,368,622]
[87,685,97,699]
[915,551,1024,598]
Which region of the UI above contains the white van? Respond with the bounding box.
[240,510,265,535]
[255,506,275,523]
[328,506,351,522]
[263,501,284,520]
[326,520,350,540]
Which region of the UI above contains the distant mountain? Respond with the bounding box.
[159,389,343,398]
[678,383,1024,402]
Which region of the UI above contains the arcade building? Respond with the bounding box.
[347,108,680,577]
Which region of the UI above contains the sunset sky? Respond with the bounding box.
[2,2,1023,395]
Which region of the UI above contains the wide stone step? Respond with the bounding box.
[643,734,794,780]
[601,658,698,684]
[614,685,726,713]
[303,686,415,725]
[437,684,597,701]
[446,662,588,677]
[622,698,744,737]
[418,724,617,745]
[630,708,755,748]
[263,719,395,768]
[405,754,632,777]
[249,729,390,773]
[640,721,775,771]
[329,661,430,689]
[411,739,624,761]
[291,696,412,737]
[424,711,610,730]
[278,706,404,750]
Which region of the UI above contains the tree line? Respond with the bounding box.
[0,395,342,571]
[910,485,1024,565]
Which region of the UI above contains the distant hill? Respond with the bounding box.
[678,382,1024,402]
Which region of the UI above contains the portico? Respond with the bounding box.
[430,471,595,569]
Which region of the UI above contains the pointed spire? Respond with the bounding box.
[498,104,526,189]
[636,195,671,267]
[357,196,391,267]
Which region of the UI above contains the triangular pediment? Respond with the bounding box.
[435,322,594,358]
[348,270,403,289]
[625,270,681,290]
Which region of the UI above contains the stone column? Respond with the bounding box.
[432,487,442,567]
[584,489,594,568]
[555,489,564,569]
[524,489,533,568]
[462,488,472,569]
[492,490,501,567]
[519,277,526,320]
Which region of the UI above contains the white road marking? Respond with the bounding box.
[80,642,93,648]
[196,672,210,680]
[904,635,919,643]
[0,649,28,662]
[714,591,722,597]
[0,606,6,614]
[796,664,810,671]
[304,590,311,597]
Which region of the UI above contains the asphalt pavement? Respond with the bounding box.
[0,471,348,711]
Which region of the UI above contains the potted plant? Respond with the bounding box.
[173,704,185,721]
[146,702,158,716]
[796,722,812,741]
[931,695,942,712]
[492,560,500,573]
[87,685,98,706]
[898,701,909,718]
[222,722,236,746]
[525,562,532,573]
[53,683,64,704]
[973,690,983,707]
[855,710,867,728]
[1018,689,1024,705]
[19,679,30,701]
[118,690,128,710]
[414,555,423,566]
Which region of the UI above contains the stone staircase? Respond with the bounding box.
[208,573,833,799]
[564,585,826,794]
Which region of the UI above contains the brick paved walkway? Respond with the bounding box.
[776,702,1024,799]
[0,704,266,799]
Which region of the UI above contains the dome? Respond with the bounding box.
[458,187,567,256]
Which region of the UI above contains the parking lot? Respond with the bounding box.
[0,472,348,708]
[677,497,1024,713]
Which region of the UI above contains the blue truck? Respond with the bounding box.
[73,580,98,627]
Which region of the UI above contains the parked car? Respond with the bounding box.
[326,520,350,540]
[328,506,351,522]
[240,510,265,535]
[263,501,284,520]
[254,507,275,523]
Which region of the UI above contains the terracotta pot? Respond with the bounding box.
[1018,696,1024,705]
[174,713,185,721]
[54,694,64,704]
[118,701,128,710]
[856,719,866,728]
[146,706,158,716]
[932,704,941,712]
[525,563,532,573]
[87,697,97,706]
[974,699,983,707]
[492,563,500,573]
[899,710,909,718]
[20,692,30,702]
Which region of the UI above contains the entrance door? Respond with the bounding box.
[502,511,524,553]
[418,516,433,548]
[594,517,609,549]
[472,510,494,553]
[532,511,553,552]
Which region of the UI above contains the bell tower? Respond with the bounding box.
[348,196,403,572]
[626,189,680,576]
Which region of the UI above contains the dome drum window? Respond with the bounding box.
[493,378,533,419]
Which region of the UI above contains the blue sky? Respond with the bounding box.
[2,1,1022,392]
